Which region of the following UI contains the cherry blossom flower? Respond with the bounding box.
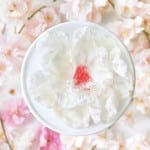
[0,99,32,126]
[114,0,138,18]
[61,131,122,150]
[36,126,62,150]
[133,2,150,17]
[0,0,30,19]
[0,0,150,149]
[0,55,12,77]
[61,130,119,150]
[7,0,30,18]
[60,135,85,150]
[0,143,10,150]
[107,17,150,54]
[60,0,109,23]
[119,111,135,127]
[0,34,31,71]
[114,0,150,18]
[22,7,61,40]
[116,17,144,43]
[0,50,12,86]
[134,49,150,114]
[126,134,150,150]
[30,0,57,9]
[9,123,40,150]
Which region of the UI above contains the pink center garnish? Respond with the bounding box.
[73,65,91,86]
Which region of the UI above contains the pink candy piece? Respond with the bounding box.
[73,65,91,87]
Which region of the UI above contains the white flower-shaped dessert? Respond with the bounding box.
[29,26,133,128]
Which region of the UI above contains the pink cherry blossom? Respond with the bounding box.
[107,17,150,54]
[22,7,61,40]
[118,17,144,41]
[0,35,31,71]
[0,48,12,86]
[119,111,135,127]
[0,55,12,77]
[60,0,109,23]
[8,0,29,18]
[0,143,10,150]
[133,2,150,17]
[0,0,150,149]
[1,0,30,19]
[36,126,62,150]
[114,0,150,18]
[126,134,150,150]
[61,130,123,150]
[0,99,32,126]
[114,0,138,18]
[134,49,150,114]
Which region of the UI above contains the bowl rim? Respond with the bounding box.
[21,21,136,136]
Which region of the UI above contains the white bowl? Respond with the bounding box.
[21,21,135,136]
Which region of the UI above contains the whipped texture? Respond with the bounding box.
[29,26,134,128]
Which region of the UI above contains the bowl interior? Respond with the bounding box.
[21,21,135,136]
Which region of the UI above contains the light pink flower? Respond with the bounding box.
[0,143,10,150]
[107,17,150,54]
[22,7,61,40]
[118,17,144,42]
[61,131,122,150]
[0,35,30,71]
[108,17,143,40]
[134,49,150,114]
[126,134,150,150]
[0,46,12,86]
[3,0,30,18]
[0,55,12,77]
[114,0,138,18]
[0,99,32,126]
[114,0,150,18]
[134,2,150,17]
[36,126,62,150]
[60,0,109,23]
[119,111,135,127]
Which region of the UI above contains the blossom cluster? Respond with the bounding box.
[0,0,149,149]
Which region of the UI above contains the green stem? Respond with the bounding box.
[0,119,13,150]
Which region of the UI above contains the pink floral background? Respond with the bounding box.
[0,0,150,150]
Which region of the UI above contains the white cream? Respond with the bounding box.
[29,26,133,128]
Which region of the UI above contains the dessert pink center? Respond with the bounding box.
[73,65,91,86]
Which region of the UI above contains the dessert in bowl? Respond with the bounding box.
[21,22,135,135]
